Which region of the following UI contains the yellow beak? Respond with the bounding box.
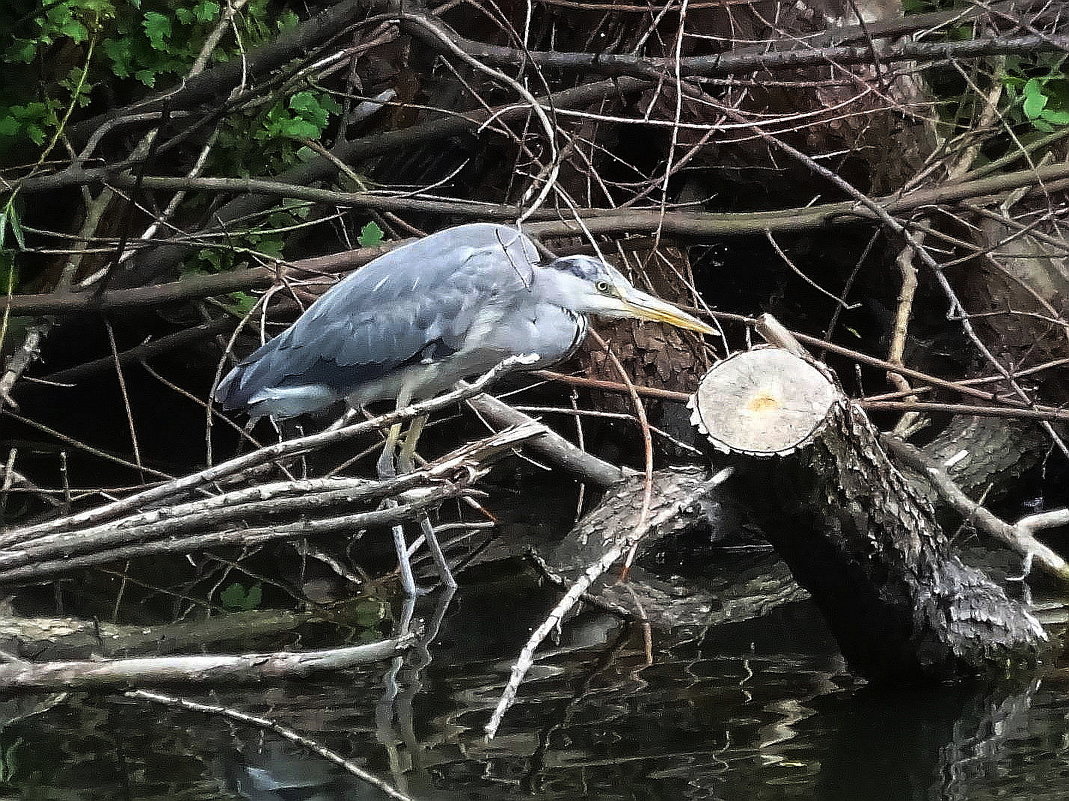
[618,287,716,335]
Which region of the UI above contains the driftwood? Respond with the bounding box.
[543,466,806,629]
[0,607,324,661]
[0,635,413,691]
[3,357,529,547]
[466,390,625,488]
[690,346,1048,683]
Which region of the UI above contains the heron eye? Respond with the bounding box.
[595,281,611,293]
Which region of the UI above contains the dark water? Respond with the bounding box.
[2,566,1067,801]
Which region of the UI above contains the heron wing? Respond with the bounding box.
[215,224,539,414]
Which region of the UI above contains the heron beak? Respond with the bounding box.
[616,287,716,335]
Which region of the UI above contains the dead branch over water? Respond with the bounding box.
[0,636,414,691]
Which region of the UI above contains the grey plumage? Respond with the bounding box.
[216,222,712,420]
[218,225,548,418]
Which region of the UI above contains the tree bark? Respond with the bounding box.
[691,347,1047,683]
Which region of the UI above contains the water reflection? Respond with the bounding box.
[224,739,396,801]
[812,679,1044,801]
[0,572,1063,801]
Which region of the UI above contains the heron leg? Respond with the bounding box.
[377,392,421,596]
[395,414,427,475]
[397,415,458,589]
[376,422,403,479]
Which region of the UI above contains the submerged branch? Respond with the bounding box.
[129,690,416,801]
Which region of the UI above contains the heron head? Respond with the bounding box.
[545,255,715,335]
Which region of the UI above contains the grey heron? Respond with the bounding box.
[215,223,713,593]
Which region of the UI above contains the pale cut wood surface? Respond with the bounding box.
[689,348,838,456]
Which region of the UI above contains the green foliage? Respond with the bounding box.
[219,581,262,611]
[1002,68,1069,132]
[203,89,343,177]
[253,91,341,149]
[0,0,326,153]
[186,197,312,281]
[0,198,23,292]
[358,220,385,248]
[901,0,964,14]
[1,1,348,283]
[223,291,258,317]
[0,201,26,252]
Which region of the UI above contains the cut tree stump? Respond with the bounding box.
[690,347,839,457]
[689,347,1047,683]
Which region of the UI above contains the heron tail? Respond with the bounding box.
[214,340,342,420]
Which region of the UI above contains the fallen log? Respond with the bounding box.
[0,636,413,691]
[690,346,1047,683]
[0,608,322,661]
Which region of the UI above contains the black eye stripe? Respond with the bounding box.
[547,256,607,283]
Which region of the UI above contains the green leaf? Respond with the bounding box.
[135,68,157,87]
[143,11,172,51]
[225,291,258,315]
[59,19,89,42]
[102,37,132,76]
[195,1,220,22]
[16,102,48,120]
[358,221,384,247]
[175,7,193,23]
[1023,89,1048,120]
[1040,109,1069,125]
[319,94,342,115]
[8,207,25,251]
[220,581,262,611]
[0,116,19,137]
[289,91,330,128]
[255,236,283,257]
[288,92,318,113]
[46,4,74,26]
[6,39,37,63]
[280,118,319,139]
[25,125,45,145]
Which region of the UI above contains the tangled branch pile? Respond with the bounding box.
[1,0,1068,603]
